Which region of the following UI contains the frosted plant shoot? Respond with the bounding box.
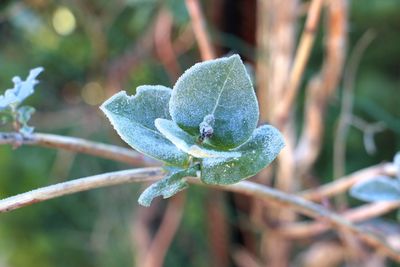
[101,55,284,206]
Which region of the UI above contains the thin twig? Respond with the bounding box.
[0,168,164,212]
[349,115,385,155]
[0,169,399,261]
[105,13,157,95]
[154,8,182,82]
[300,163,396,201]
[142,194,186,267]
[205,180,400,262]
[274,0,324,126]
[185,0,216,60]
[333,30,376,180]
[295,0,347,176]
[0,132,154,166]
[257,0,299,264]
[280,201,400,239]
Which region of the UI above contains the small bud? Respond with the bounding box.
[198,114,215,143]
[203,114,215,126]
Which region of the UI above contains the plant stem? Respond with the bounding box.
[0,132,155,166]
[0,169,399,261]
[274,0,324,126]
[299,163,396,201]
[279,201,400,239]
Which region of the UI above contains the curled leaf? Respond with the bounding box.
[100,87,190,166]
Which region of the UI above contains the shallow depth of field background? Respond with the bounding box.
[0,0,399,266]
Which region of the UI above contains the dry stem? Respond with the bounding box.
[185,0,216,60]
[300,163,396,201]
[0,132,154,166]
[280,201,400,239]
[295,0,347,176]
[274,0,324,126]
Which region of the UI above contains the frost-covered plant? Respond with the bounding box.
[101,55,284,206]
[0,67,44,134]
[350,153,400,202]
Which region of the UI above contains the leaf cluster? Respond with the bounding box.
[101,55,284,206]
[0,67,43,135]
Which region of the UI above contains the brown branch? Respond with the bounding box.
[142,194,186,267]
[0,169,399,261]
[280,201,400,239]
[204,180,400,262]
[105,15,157,95]
[0,132,155,166]
[185,0,216,60]
[154,8,182,82]
[273,0,324,126]
[232,248,262,267]
[295,0,347,176]
[255,0,270,123]
[257,0,299,265]
[299,163,397,201]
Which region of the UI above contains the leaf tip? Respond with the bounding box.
[99,90,127,112]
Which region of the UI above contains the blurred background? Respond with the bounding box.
[0,0,399,266]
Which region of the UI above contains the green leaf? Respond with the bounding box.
[100,86,190,166]
[155,118,241,158]
[17,106,35,135]
[201,125,284,184]
[17,106,35,124]
[138,166,197,207]
[350,176,400,202]
[170,54,259,149]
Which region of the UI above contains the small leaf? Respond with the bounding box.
[155,118,241,158]
[0,67,44,110]
[170,54,259,149]
[138,166,197,207]
[17,106,35,135]
[201,125,284,184]
[13,67,44,102]
[17,106,35,125]
[350,176,400,202]
[100,86,190,166]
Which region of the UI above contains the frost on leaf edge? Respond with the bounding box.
[100,88,190,166]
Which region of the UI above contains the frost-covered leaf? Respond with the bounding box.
[17,106,35,125]
[155,118,241,158]
[138,166,197,207]
[100,86,190,166]
[201,125,284,184]
[0,91,18,110]
[17,106,35,135]
[0,67,44,110]
[350,176,400,202]
[170,54,259,149]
